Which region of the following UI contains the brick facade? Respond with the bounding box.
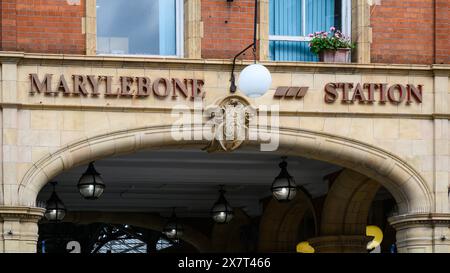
[0,0,448,64]
[370,0,435,64]
[1,0,17,51]
[435,0,450,64]
[1,0,85,54]
[370,0,450,65]
[201,0,256,60]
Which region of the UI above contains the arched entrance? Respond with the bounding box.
[12,124,441,253]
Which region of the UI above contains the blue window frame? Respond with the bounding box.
[269,0,351,62]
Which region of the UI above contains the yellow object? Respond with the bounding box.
[366,225,383,250]
[296,241,315,253]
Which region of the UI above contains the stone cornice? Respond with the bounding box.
[1,102,448,120]
[389,213,450,228]
[0,206,45,222]
[0,51,447,74]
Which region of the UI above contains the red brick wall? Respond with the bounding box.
[370,0,435,64]
[435,0,450,64]
[1,0,17,50]
[1,0,448,64]
[201,0,256,60]
[1,0,85,54]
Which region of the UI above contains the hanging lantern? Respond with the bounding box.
[77,162,105,200]
[163,209,184,240]
[44,182,66,222]
[211,186,234,224]
[271,157,297,202]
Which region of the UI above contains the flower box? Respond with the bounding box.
[319,48,351,63]
[309,27,355,63]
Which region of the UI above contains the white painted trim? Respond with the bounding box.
[341,0,351,38]
[269,35,311,42]
[301,0,306,36]
[96,54,181,59]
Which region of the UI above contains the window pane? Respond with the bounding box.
[305,0,336,35]
[96,0,177,56]
[269,0,342,62]
[270,0,302,36]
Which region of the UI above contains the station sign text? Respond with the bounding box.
[29,74,206,99]
[324,83,423,104]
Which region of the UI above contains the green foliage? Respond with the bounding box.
[309,27,355,55]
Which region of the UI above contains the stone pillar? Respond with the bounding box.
[0,206,44,253]
[258,0,270,61]
[351,0,371,63]
[85,0,97,55]
[308,235,371,253]
[433,70,449,213]
[184,0,202,59]
[389,214,450,253]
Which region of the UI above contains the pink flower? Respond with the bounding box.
[330,26,336,32]
[308,33,314,37]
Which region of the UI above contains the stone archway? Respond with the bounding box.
[258,188,317,252]
[308,169,381,253]
[19,125,433,215]
[320,169,381,236]
[15,124,436,252]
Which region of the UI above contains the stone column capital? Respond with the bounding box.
[389,213,450,229]
[308,235,372,253]
[0,206,45,223]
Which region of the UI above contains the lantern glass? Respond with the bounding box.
[44,208,66,222]
[271,160,297,202]
[44,190,66,222]
[211,190,234,224]
[163,213,183,239]
[77,162,105,200]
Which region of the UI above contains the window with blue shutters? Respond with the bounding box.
[269,0,351,62]
[96,0,184,57]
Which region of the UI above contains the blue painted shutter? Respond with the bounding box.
[270,0,336,62]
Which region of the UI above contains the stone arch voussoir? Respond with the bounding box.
[19,125,433,218]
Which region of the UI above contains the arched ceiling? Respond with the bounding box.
[37,148,341,217]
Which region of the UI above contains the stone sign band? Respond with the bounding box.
[29,74,423,106]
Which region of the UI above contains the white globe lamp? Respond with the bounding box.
[237,64,272,98]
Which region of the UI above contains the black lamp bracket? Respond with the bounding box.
[229,0,258,93]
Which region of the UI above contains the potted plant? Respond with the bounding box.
[309,27,355,63]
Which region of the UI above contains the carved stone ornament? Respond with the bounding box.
[203,96,256,152]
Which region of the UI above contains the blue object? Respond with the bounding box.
[269,0,337,62]
[390,243,398,253]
